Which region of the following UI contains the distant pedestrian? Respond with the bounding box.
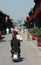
[6,28,9,34]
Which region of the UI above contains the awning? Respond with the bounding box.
[21,26,27,29]
[27,1,41,23]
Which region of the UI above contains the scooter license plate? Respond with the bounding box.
[13,54,18,59]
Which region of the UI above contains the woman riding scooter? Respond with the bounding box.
[10,34,21,58]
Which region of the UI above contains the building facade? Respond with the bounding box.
[24,0,41,28]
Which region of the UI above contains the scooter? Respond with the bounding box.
[12,48,20,62]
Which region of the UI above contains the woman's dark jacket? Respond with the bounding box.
[10,37,20,53]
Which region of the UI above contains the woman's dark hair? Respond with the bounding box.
[12,31,18,39]
[14,31,18,36]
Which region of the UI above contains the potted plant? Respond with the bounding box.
[37,28,41,46]
[29,27,39,40]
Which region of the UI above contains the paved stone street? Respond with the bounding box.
[0,32,41,65]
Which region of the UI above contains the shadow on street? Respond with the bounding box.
[12,57,26,63]
[0,36,6,42]
[19,57,26,62]
[0,40,6,42]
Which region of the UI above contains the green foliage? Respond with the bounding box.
[29,27,39,34]
[36,28,41,38]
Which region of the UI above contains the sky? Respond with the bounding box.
[0,0,35,21]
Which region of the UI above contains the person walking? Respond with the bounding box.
[6,28,9,34]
